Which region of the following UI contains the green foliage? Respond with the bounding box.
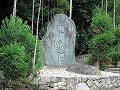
[107,0,120,25]
[0,15,43,81]
[0,43,29,82]
[89,31,116,70]
[91,7,113,35]
[35,40,44,71]
[89,32,116,53]
[100,55,112,71]
[56,0,69,11]
[109,51,120,67]
[0,16,35,64]
[113,25,120,43]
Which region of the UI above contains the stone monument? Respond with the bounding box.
[42,14,76,67]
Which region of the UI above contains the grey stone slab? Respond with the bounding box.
[42,14,76,67]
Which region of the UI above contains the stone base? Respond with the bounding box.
[29,66,120,90]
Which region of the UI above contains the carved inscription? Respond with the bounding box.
[42,14,76,67]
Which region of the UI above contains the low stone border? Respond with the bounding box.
[30,75,120,90]
[30,66,120,90]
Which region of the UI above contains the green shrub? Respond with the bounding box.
[89,31,116,54]
[89,31,116,70]
[35,40,44,71]
[109,51,120,67]
[0,15,43,81]
[100,55,112,71]
[0,43,30,82]
[113,25,120,43]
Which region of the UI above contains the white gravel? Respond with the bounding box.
[37,66,120,78]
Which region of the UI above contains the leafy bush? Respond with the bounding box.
[91,7,113,35]
[0,43,29,82]
[109,51,120,67]
[113,25,120,43]
[35,40,44,71]
[89,31,116,70]
[100,55,112,71]
[0,15,43,81]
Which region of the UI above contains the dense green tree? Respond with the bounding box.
[0,16,43,81]
[91,7,113,35]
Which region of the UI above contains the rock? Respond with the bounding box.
[75,83,90,90]
[41,77,50,82]
[0,71,4,79]
[66,63,101,75]
[29,76,40,84]
[58,86,67,90]
[58,82,66,86]
[42,14,76,67]
[87,80,94,87]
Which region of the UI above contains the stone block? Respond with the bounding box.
[75,83,90,90]
[41,77,50,82]
[51,87,59,90]
[51,77,58,82]
[50,82,58,87]
[58,82,66,86]
[95,81,101,88]
[58,86,67,90]
[74,77,82,83]
[58,77,66,82]
[87,80,94,87]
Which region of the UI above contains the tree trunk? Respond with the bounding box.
[113,0,116,31]
[94,60,100,69]
[101,0,103,10]
[32,0,35,34]
[106,0,107,14]
[33,0,41,70]
[69,0,72,18]
[42,0,43,26]
[13,0,17,23]
[48,0,50,22]
[13,0,17,16]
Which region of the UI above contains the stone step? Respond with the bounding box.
[109,68,120,71]
[108,65,120,68]
[110,71,120,74]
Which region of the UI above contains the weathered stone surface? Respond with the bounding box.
[41,77,50,82]
[0,71,4,79]
[42,14,76,67]
[75,83,90,90]
[66,78,75,90]
[51,87,59,90]
[29,76,40,84]
[58,82,66,86]
[50,83,58,87]
[67,63,101,75]
[58,86,67,89]
[87,80,94,87]
[51,77,58,82]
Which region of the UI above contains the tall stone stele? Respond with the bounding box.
[42,14,76,67]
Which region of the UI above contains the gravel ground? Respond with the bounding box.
[38,66,120,78]
[112,87,120,90]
